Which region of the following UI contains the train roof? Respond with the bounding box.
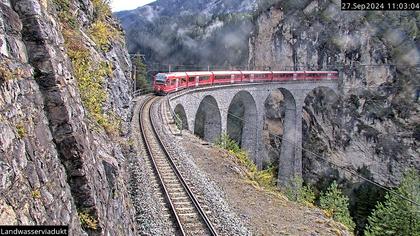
[165,72,188,77]
[240,70,272,74]
[185,71,213,76]
[303,71,338,73]
[161,70,338,77]
[212,71,242,75]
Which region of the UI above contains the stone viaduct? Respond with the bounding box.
[168,80,338,188]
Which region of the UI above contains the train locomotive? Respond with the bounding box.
[153,70,338,95]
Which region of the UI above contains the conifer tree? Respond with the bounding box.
[320,181,356,231]
[132,54,149,92]
[364,170,420,236]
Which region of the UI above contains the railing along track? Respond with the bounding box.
[139,96,218,236]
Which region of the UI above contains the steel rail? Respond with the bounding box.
[139,96,186,235]
[140,96,218,236]
[152,97,218,236]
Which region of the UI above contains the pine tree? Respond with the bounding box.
[132,53,150,92]
[364,170,420,236]
[320,181,356,231]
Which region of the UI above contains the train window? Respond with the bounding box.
[243,74,250,79]
[189,77,195,82]
[180,77,187,83]
[155,73,167,84]
[259,74,268,78]
[215,75,227,80]
[199,76,210,81]
[170,79,176,85]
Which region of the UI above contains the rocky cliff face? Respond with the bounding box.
[0,0,136,234]
[251,0,419,232]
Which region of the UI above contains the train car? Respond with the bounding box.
[153,70,338,95]
[185,71,214,87]
[153,72,188,95]
[153,73,168,95]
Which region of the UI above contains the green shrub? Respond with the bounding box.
[132,54,150,92]
[284,177,316,205]
[174,113,182,130]
[92,0,112,20]
[320,181,356,231]
[299,184,316,204]
[89,21,121,52]
[216,133,242,154]
[88,0,122,52]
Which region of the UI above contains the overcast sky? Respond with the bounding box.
[111,0,155,12]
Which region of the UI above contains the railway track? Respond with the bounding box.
[139,96,218,236]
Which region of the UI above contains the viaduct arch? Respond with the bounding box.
[169,80,338,188]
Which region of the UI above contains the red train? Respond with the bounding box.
[153,70,338,95]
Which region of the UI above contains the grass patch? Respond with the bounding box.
[31,189,41,199]
[0,65,13,81]
[78,210,98,230]
[216,133,276,189]
[16,123,26,139]
[66,36,119,134]
[0,59,28,81]
[215,133,317,205]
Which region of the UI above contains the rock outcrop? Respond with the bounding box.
[0,0,136,234]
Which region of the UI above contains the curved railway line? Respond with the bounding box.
[139,96,218,236]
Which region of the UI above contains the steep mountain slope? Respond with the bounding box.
[115,0,257,68]
[0,0,136,234]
